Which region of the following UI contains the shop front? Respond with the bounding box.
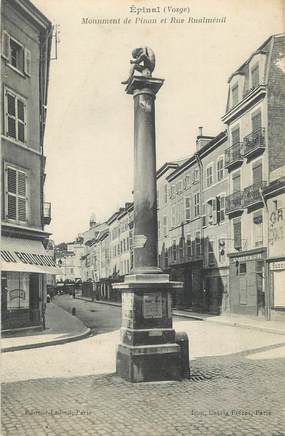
[1,237,60,331]
[228,248,267,318]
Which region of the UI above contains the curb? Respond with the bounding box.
[76,297,285,336]
[76,296,121,308]
[2,327,91,353]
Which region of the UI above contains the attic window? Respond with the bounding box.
[251,64,260,88]
[231,84,239,107]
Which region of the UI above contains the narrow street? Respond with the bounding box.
[53,294,122,334]
[2,302,285,435]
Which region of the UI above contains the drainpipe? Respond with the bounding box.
[194,151,205,295]
[259,186,270,320]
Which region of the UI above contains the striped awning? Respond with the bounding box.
[1,237,61,274]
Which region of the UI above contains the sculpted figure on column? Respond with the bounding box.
[121,47,156,85]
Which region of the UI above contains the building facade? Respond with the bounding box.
[157,132,230,313]
[222,33,285,319]
[1,0,58,331]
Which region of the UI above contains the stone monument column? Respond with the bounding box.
[114,48,187,382]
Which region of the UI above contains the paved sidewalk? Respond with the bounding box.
[77,295,285,335]
[1,301,90,353]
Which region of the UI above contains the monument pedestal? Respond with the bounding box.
[114,273,183,382]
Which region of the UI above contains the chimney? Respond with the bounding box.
[196,126,214,151]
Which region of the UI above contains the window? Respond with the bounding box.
[6,165,27,222]
[231,126,240,146]
[2,31,31,76]
[163,215,167,236]
[5,88,27,143]
[231,84,239,107]
[253,211,263,247]
[206,165,213,187]
[186,234,192,258]
[6,272,29,310]
[252,161,262,185]
[207,199,216,225]
[252,111,262,133]
[179,239,184,260]
[176,180,183,195]
[195,232,201,257]
[164,184,168,203]
[185,197,191,221]
[208,240,215,266]
[193,168,199,184]
[171,205,176,227]
[170,184,175,199]
[217,157,224,181]
[172,240,177,262]
[194,193,200,217]
[240,263,247,274]
[232,172,241,193]
[217,195,225,223]
[184,175,190,189]
[233,219,242,250]
[251,64,259,88]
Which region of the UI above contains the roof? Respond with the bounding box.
[167,131,227,182]
[12,0,52,30]
[227,34,284,83]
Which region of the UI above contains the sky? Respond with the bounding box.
[32,0,283,243]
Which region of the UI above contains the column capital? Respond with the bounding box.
[124,76,164,96]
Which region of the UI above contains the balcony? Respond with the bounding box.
[243,181,267,208]
[225,143,243,170]
[225,191,243,215]
[43,202,51,225]
[243,127,265,159]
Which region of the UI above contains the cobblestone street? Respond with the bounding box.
[2,302,285,435]
[2,346,285,436]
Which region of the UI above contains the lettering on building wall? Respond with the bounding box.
[268,198,284,252]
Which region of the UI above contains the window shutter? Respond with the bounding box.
[18,197,26,221]
[212,198,217,224]
[8,195,17,219]
[18,171,26,197]
[7,168,17,194]
[216,196,221,223]
[2,31,10,60]
[24,48,31,76]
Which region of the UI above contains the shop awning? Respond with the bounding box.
[1,237,61,275]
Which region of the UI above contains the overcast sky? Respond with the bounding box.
[32,0,283,243]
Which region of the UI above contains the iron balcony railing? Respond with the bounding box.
[43,202,51,225]
[225,143,243,168]
[243,181,267,207]
[225,191,243,214]
[243,127,265,157]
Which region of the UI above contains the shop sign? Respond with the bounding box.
[143,292,162,319]
[231,253,263,262]
[9,289,26,301]
[270,261,285,271]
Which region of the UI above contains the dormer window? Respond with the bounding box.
[251,64,260,88]
[231,84,239,107]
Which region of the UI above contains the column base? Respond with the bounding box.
[116,343,182,383]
